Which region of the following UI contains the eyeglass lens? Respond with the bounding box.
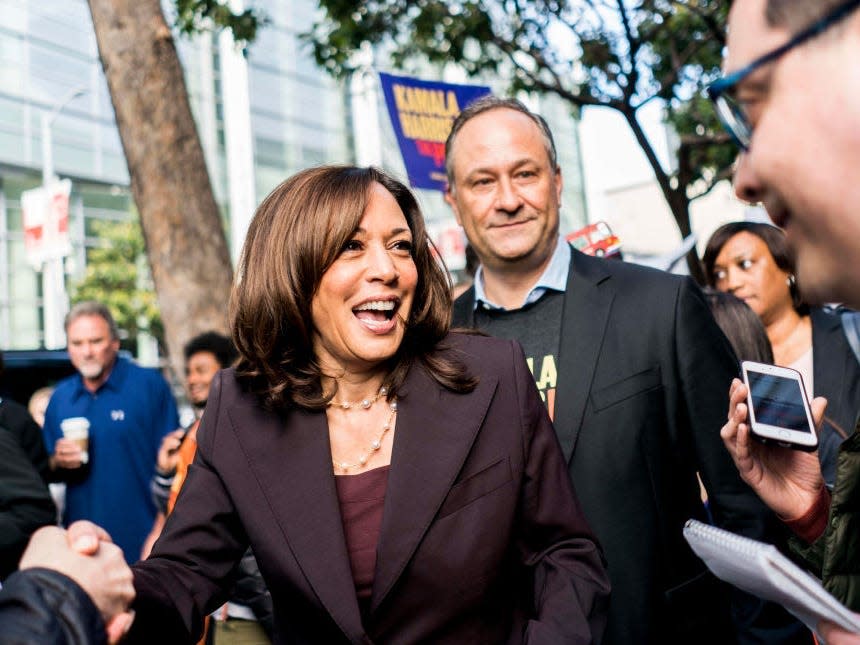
[715,94,753,149]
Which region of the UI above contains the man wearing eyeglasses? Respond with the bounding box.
[713,1,860,642]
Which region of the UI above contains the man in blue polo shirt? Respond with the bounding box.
[43,301,178,563]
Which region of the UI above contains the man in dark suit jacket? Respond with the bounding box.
[445,96,805,644]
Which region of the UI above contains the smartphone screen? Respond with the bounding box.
[746,372,812,434]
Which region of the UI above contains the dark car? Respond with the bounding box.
[0,349,77,407]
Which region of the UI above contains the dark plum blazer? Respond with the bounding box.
[127,333,610,644]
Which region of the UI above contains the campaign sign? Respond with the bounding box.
[22,179,72,268]
[379,72,490,191]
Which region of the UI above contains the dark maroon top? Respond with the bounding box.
[334,465,390,619]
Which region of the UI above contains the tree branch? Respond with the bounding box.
[639,36,716,108]
[622,106,673,199]
[669,0,726,46]
[615,0,641,102]
[678,131,733,147]
[690,164,736,201]
[496,39,617,109]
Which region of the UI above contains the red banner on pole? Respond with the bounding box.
[22,179,72,269]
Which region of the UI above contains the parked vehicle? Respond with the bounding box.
[0,348,131,407]
[0,349,76,407]
[566,221,622,258]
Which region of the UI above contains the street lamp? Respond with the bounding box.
[40,85,87,349]
[42,86,87,185]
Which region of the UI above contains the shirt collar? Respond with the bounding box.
[473,236,570,311]
[70,355,127,401]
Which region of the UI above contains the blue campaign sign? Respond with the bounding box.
[378,72,491,191]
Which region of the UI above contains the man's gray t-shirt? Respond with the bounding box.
[472,290,564,420]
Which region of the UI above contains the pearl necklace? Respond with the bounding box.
[332,399,397,472]
[327,385,388,410]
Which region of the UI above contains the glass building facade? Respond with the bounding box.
[0,0,586,350]
[0,0,352,349]
[0,0,130,348]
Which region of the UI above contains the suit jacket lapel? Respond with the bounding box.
[229,397,365,642]
[370,360,498,613]
[554,251,615,462]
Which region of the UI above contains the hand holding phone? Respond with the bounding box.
[168,425,193,455]
[156,427,189,473]
[720,376,826,521]
[741,361,818,451]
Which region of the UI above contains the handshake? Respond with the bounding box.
[6,521,136,644]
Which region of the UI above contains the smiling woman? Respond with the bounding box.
[703,221,860,486]
[125,165,610,644]
[230,166,459,412]
[309,183,418,386]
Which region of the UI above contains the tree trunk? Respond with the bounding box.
[621,109,705,284]
[672,142,706,285]
[666,189,706,285]
[87,0,234,383]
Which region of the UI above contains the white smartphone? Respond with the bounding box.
[740,361,818,451]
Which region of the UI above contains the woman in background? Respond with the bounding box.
[703,221,860,486]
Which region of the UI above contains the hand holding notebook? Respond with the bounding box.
[683,519,860,634]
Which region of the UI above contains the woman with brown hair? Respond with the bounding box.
[125,165,609,644]
[703,221,860,486]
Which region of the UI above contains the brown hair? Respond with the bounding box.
[703,288,774,364]
[230,165,476,411]
[765,0,848,31]
[65,301,120,340]
[444,95,558,186]
[702,221,808,314]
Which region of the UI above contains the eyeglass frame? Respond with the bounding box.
[707,0,860,150]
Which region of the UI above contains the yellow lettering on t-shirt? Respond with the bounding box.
[536,355,557,391]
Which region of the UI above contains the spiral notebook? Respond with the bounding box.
[683,519,860,632]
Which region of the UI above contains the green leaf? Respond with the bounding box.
[72,217,164,350]
[304,0,734,256]
[173,0,266,49]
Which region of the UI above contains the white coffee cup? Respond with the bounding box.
[60,417,90,464]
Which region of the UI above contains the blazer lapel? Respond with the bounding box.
[229,397,365,642]
[370,361,498,613]
[554,251,615,462]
